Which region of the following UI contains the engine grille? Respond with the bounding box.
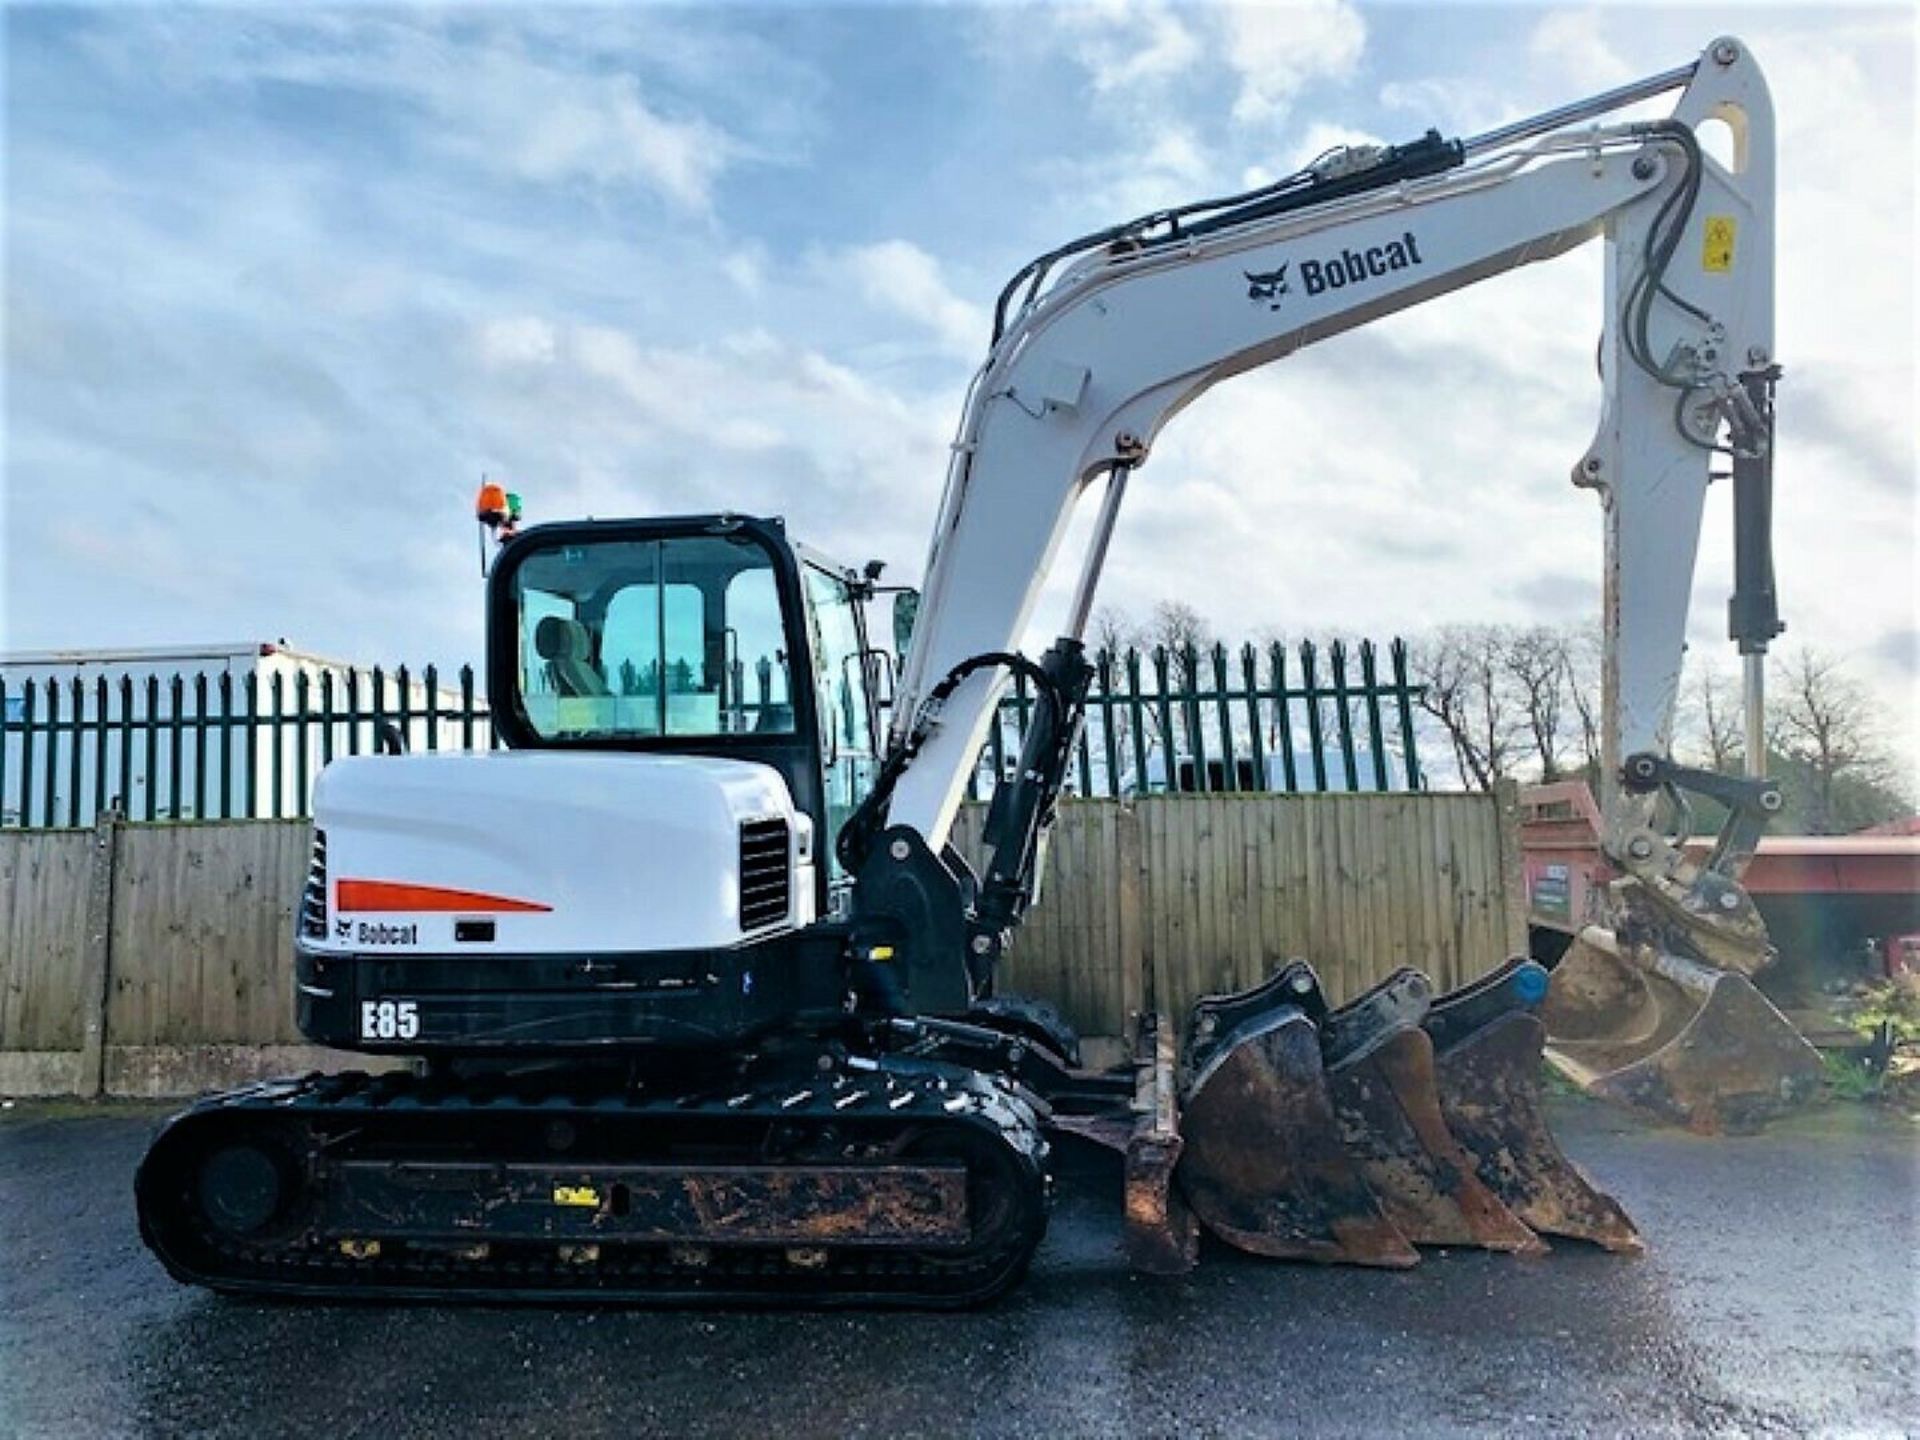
[299,829,327,940]
[738,819,791,932]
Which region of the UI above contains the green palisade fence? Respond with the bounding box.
[1,640,1423,829]
[0,666,498,829]
[971,637,1422,802]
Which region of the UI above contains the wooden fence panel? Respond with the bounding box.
[2,796,1519,1094]
[0,828,92,1051]
[106,820,310,1048]
[954,791,1521,1036]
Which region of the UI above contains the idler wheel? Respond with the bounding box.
[196,1140,298,1238]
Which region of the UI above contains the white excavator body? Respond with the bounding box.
[138,38,1807,1305]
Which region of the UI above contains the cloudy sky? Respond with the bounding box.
[3,2,1913,753]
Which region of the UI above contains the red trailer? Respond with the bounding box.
[1520,782,1920,985]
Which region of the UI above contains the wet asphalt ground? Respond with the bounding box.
[0,1095,1913,1439]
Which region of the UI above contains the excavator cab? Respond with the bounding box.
[487,514,886,915]
[281,514,896,1061]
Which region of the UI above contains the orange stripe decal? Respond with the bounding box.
[336,880,552,914]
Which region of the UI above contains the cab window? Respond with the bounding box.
[513,535,794,741]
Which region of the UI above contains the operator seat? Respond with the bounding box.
[534,616,611,697]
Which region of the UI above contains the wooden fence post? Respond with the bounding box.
[77,808,122,1098]
[1115,803,1147,1026]
[1492,779,1527,956]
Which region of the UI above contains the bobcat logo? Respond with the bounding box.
[1245,263,1291,309]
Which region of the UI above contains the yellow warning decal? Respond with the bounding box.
[552,1185,600,1208]
[1702,216,1736,272]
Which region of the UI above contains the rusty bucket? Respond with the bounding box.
[1321,969,1548,1256]
[1425,957,1642,1253]
[1543,929,1824,1133]
[1177,965,1418,1268]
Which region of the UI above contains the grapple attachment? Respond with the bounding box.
[1543,928,1823,1133]
[1167,958,1640,1268]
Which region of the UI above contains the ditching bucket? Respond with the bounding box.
[1543,928,1824,1133]
[1425,958,1643,1253]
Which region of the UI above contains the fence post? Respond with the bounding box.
[1116,803,1148,1027]
[0,679,8,826]
[77,808,123,1098]
[1391,638,1423,791]
[1492,778,1527,955]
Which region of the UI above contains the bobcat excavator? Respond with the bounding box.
[138,37,1807,1304]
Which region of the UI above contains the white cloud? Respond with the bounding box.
[973,0,1202,99]
[1032,123,1218,222]
[1055,0,1203,93]
[723,245,767,297]
[477,316,558,369]
[1216,0,1366,126]
[830,242,988,360]
[1379,76,1527,137]
[1528,10,1633,89]
[449,318,959,574]
[503,77,732,212]
[72,11,751,214]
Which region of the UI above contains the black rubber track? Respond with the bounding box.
[136,1061,1050,1309]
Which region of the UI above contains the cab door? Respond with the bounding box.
[801,565,881,911]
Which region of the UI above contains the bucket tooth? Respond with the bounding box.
[1426,957,1641,1253]
[1322,969,1548,1256]
[1177,966,1418,1268]
[1543,930,1823,1133]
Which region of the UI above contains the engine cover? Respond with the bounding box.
[306,751,815,958]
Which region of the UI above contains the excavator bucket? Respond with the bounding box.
[1168,958,1645,1268]
[1177,966,1418,1267]
[1424,958,1643,1253]
[1320,969,1547,1256]
[1543,928,1824,1133]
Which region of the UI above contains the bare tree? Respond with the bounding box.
[1146,600,1214,684]
[1679,656,1745,774]
[1143,601,1214,758]
[1770,647,1898,833]
[1089,604,1139,661]
[1409,624,1525,791]
[1560,622,1606,783]
[1087,604,1142,786]
[1504,626,1572,781]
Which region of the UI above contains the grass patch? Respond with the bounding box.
[1539,1061,1583,1097]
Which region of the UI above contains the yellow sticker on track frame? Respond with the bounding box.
[1702,216,1736,272]
[552,1184,601,1208]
